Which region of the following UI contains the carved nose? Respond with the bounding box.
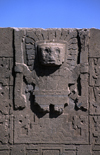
[49,55,55,61]
[54,105,63,114]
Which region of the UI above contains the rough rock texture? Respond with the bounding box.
[0,27,100,154]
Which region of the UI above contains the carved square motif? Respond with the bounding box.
[37,42,66,66]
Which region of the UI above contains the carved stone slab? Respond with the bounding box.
[13,28,89,145]
[1,28,100,155]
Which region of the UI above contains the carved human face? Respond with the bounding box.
[38,43,65,66]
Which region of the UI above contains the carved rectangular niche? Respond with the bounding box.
[14,28,89,144]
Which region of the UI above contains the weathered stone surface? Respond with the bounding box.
[0,146,9,155]
[0,28,100,154]
[77,145,91,155]
[89,28,100,57]
[0,114,9,144]
[0,151,9,155]
[11,145,25,155]
[0,28,13,57]
[0,58,13,85]
[93,145,100,155]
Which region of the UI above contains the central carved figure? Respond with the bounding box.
[15,38,87,115]
[32,42,67,114]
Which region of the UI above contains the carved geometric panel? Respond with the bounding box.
[92,145,100,155]
[14,110,88,144]
[11,145,25,155]
[0,114,9,144]
[89,86,100,114]
[0,85,10,115]
[89,58,100,87]
[77,145,91,155]
[0,145,9,155]
[93,151,100,155]
[63,145,76,155]
[63,152,76,155]
[89,57,100,114]
[26,150,39,155]
[41,148,61,155]
[0,58,13,86]
[90,116,100,144]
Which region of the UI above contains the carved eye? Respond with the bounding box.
[55,48,60,53]
[45,47,49,53]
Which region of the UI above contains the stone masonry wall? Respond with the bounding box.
[0,28,100,155]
